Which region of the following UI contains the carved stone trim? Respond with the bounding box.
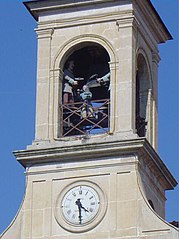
[109,61,119,71]
[35,27,54,39]
[37,10,134,30]
[116,16,139,30]
[152,51,161,65]
[13,138,178,192]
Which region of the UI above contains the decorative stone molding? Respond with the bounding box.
[52,34,117,70]
[109,61,119,71]
[13,138,177,192]
[35,27,54,39]
[133,0,172,44]
[24,0,119,21]
[116,16,139,30]
[152,51,161,66]
[38,11,133,30]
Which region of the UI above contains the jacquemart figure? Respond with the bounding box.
[63,59,78,104]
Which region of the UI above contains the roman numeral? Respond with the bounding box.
[67,209,71,215]
[79,186,82,194]
[72,192,76,197]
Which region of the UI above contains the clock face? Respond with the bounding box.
[55,180,107,233]
[61,185,100,225]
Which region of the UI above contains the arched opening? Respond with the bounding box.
[136,54,151,137]
[60,43,110,137]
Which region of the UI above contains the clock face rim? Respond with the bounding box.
[55,180,107,233]
[61,184,100,225]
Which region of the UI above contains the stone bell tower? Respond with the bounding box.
[1,0,178,238]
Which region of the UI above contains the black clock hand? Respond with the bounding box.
[76,198,89,212]
[81,205,89,212]
[75,199,82,224]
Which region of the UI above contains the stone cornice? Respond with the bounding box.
[24,0,128,21]
[14,138,177,190]
[133,0,172,43]
[14,138,145,165]
[24,0,172,45]
[138,143,177,191]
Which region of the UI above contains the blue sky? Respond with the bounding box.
[0,0,178,234]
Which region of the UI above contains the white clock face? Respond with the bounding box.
[61,185,100,225]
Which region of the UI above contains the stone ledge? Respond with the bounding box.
[13,138,177,190]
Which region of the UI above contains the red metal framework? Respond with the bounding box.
[60,99,110,137]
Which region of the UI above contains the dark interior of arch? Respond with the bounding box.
[61,43,110,137]
[63,43,110,100]
[136,54,150,137]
